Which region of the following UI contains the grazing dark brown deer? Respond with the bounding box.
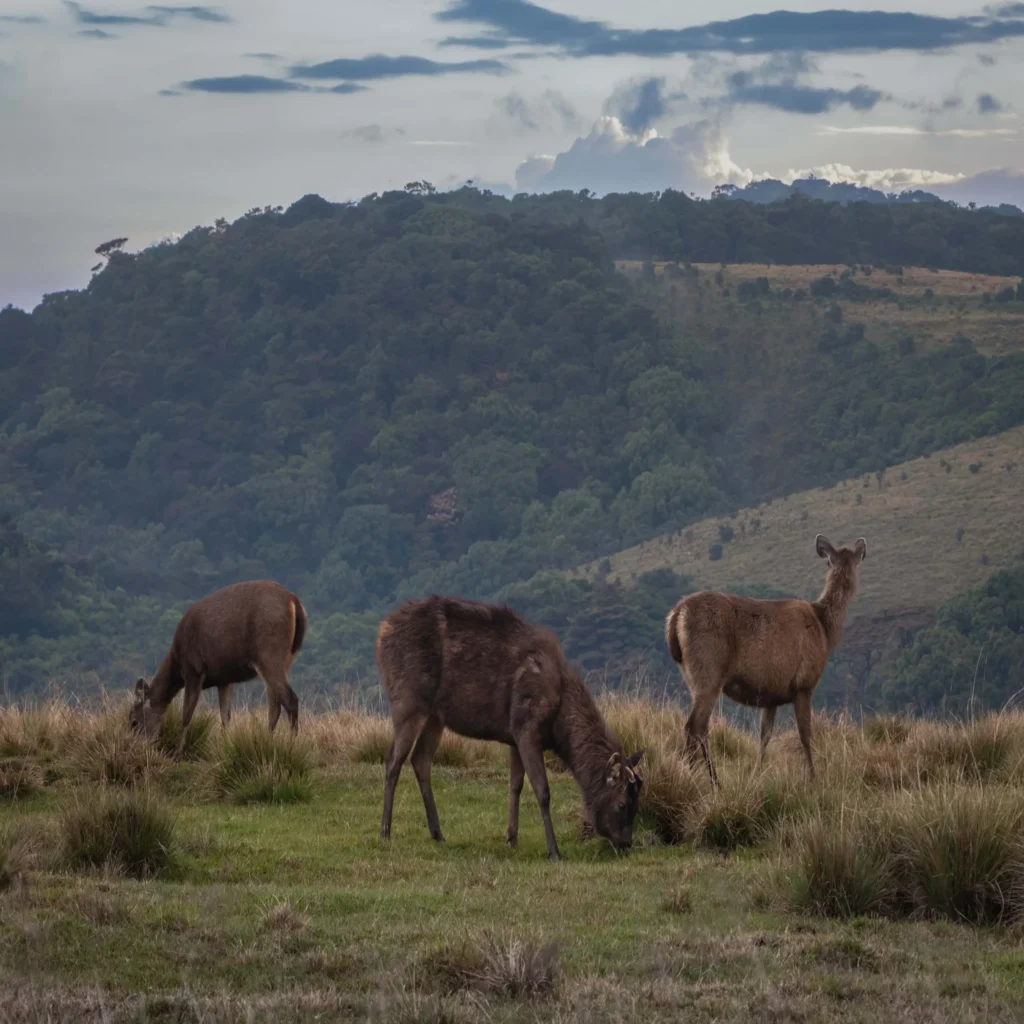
[665,534,866,784]
[130,580,307,755]
[376,595,644,861]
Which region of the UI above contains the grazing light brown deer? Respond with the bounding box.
[376,595,644,861]
[130,580,307,755]
[664,534,866,784]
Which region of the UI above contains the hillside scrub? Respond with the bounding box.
[4,190,1024,699]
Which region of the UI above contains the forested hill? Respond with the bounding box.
[2,186,1024,699]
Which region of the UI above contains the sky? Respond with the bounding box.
[1,0,1023,310]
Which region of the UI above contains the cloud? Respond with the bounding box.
[605,77,687,134]
[727,79,887,114]
[0,14,46,23]
[179,75,368,94]
[245,52,282,61]
[515,115,753,196]
[930,168,1024,207]
[820,124,1016,137]
[78,28,118,38]
[64,2,229,26]
[778,163,966,191]
[341,124,407,143]
[492,89,581,133]
[978,52,998,65]
[290,54,510,81]
[977,92,1005,113]
[147,5,230,22]
[437,1,1024,57]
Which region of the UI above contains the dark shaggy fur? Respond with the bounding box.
[376,595,644,860]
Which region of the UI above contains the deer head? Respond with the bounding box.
[590,749,645,853]
[128,677,160,737]
[815,534,867,569]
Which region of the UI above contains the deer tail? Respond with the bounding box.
[290,597,308,655]
[665,603,684,665]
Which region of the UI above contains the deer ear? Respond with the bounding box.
[854,538,867,562]
[627,750,645,770]
[606,751,623,784]
[815,535,836,561]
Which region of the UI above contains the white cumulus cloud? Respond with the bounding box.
[513,116,753,196]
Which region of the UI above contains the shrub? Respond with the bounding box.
[0,824,37,890]
[863,715,912,746]
[345,716,394,764]
[889,787,1024,925]
[430,934,559,1000]
[0,702,73,760]
[216,719,313,804]
[0,757,45,800]
[67,713,170,786]
[156,704,218,761]
[639,753,704,844]
[781,813,893,919]
[708,543,723,562]
[61,789,176,879]
[696,776,805,851]
[718,524,735,544]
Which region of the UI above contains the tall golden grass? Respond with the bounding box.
[6,695,1024,924]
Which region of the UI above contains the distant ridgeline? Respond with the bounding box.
[712,177,1024,216]
[2,185,1024,704]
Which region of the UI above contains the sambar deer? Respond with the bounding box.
[376,595,644,861]
[665,534,866,784]
[130,580,307,755]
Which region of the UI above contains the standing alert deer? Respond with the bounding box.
[130,580,307,755]
[665,534,867,784]
[377,595,644,861]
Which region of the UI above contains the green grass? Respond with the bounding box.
[4,705,1024,1021]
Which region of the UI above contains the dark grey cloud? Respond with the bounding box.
[977,92,1005,113]
[436,0,1024,57]
[290,54,509,81]
[79,28,118,38]
[180,75,367,94]
[147,5,230,22]
[707,52,890,115]
[245,52,282,61]
[0,14,46,23]
[978,52,998,64]
[605,77,686,134]
[64,2,229,27]
[727,78,887,114]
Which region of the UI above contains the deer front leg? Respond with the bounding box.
[217,685,233,728]
[506,745,525,848]
[176,680,202,759]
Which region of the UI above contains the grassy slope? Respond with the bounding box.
[621,261,1024,357]
[5,701,1024,1023]
[576,426,1024,640]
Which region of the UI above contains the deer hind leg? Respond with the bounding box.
[794,690,815,780]
[260,661,299,734]
[506,745,526,848]
[380,711,427,840]
[410,715,445,842]
[755,705,777,773]
[217,685,233,728]
[684,687,719,787]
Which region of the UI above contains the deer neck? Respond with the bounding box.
[814,566,859,651]
[552,674,619,798]
[146,654,182,713]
